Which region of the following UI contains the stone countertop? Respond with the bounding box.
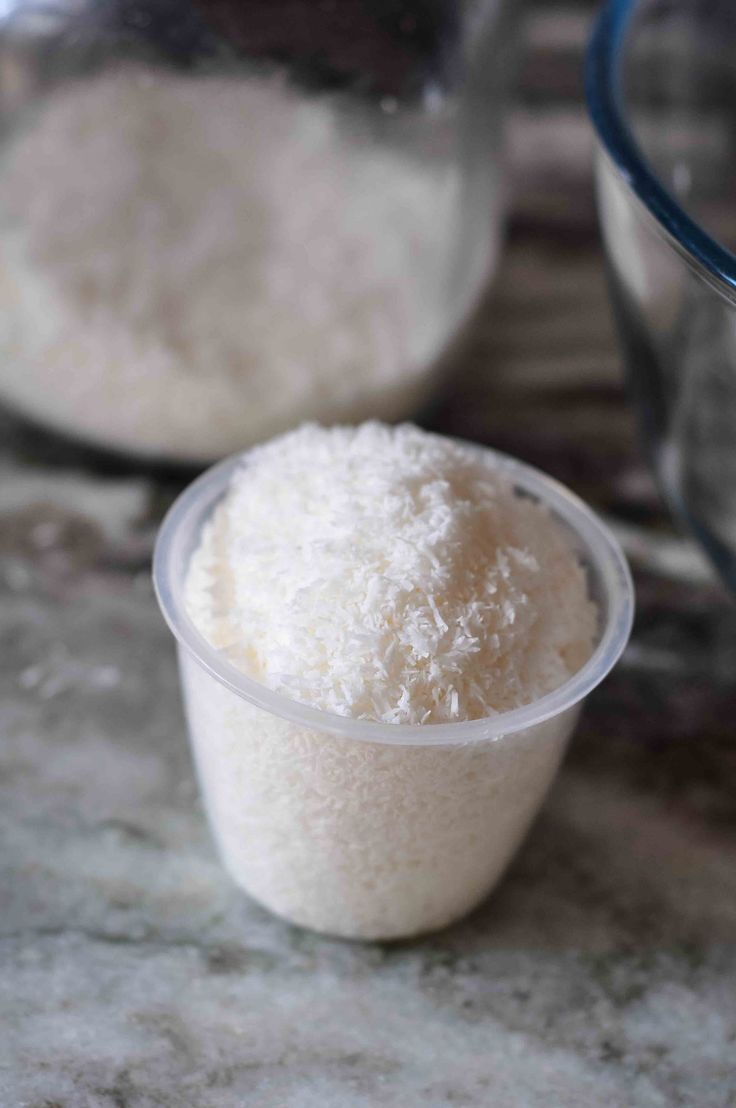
[2,5,736,1107]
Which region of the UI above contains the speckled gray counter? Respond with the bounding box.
[2,4,736,1106]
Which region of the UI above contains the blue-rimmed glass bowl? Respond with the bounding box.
[586,0,736,590]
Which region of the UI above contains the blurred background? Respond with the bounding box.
[1,1,735,1104]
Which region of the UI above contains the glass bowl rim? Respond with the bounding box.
[153,437,634,748]
[585,0,736,301]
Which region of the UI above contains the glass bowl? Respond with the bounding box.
[587,0,736,590]
[0,0,516,465]
[153,442,633,940]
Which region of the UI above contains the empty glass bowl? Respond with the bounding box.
[587,0,736,589]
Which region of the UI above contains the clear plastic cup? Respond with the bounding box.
[154,445,634,941]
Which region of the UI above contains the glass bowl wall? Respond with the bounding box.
[587,0,736,589]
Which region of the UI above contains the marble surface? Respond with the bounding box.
[2,5,736,1106]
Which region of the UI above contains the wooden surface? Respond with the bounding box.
[2,5,736,1105]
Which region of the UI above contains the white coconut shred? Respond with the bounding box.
[180,423,599,939]
[186,422,597,722]
[0,71,468,461]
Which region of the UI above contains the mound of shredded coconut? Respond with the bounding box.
[0,69,479,462]
[186,423,597,723]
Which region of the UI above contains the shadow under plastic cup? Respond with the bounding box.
[154,446,634,941]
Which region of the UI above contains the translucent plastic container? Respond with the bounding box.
[154,446,634,940]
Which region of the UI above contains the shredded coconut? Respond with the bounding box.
[179,650,581,939]
[0,69,489,461]
[186,422,597,724]
[177,423,599,938]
